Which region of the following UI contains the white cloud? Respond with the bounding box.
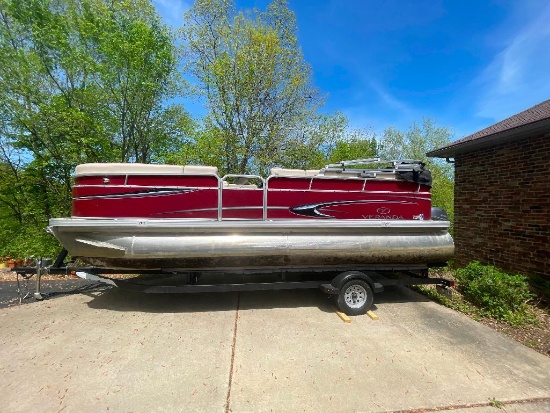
[330,80,423,137]
[153,0,190,27]
[368,81,413,117]
[475,3,550,120]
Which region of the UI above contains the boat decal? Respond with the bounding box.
[75,238,126,251]
[155,207,219,215]
[153,206,264,217]
[290,200,417,218]
[269,189,432,201]
[76,188,197,200]
[221,207,265,210]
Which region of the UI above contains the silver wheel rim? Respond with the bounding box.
[344,284,367,309]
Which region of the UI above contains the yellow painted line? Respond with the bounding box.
[332,307,351,323]
[366,310,379,320]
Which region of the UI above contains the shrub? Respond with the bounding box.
[454,261,535,325]
[0,222,61,259]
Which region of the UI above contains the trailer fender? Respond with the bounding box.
[320,271,384,295]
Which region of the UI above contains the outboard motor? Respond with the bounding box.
[431,207,449,221]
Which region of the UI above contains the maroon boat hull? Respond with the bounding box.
[72,174,431,220]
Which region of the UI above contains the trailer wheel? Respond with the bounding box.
[336,280,373,316]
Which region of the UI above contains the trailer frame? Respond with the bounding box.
[12,249,453,315]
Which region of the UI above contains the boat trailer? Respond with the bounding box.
[12,249,454,315]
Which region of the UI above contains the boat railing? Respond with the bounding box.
[323,158,425,177]
[218,160,426,221]
[325,158,424,170]
[325,158,384,168]
[220,174,267,221]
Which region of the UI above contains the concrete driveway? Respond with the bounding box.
[0,284,549,413]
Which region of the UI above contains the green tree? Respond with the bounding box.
[0,147,62,256]
[378,118,452,166]
[328,128,377,164]
[169,111,372,174]
[181,0,323,175]
[0,0,189,256]
[378,119,455,222]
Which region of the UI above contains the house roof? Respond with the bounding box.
[427,99,550,158]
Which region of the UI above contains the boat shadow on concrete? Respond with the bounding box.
[82,284,431,314]
[0,279,111,309]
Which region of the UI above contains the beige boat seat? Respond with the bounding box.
[270,168,306,177]
[75,163,218,177]
[183,165,219,175]
[269,168,320,177]
[75,163,185,177]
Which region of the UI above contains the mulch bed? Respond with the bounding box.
[0,268,80,281]
[478,307,550,357]
[0,268,141,281]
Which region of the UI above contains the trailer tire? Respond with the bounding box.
[336,280,373,316]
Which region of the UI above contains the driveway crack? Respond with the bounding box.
[224,292,240,413]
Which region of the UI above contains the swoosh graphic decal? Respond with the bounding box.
[291,204,333,218]
[76,188,197,200]
[154,206,265,216]
[290,200,417,218]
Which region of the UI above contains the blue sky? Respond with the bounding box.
[153,0,550,140]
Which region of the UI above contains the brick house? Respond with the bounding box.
[427,99,550,295]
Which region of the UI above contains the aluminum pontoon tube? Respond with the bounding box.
[48,218,454,271]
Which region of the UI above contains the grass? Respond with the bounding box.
[489,397,505,409]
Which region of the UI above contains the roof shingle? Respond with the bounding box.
[427,99,550,157]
